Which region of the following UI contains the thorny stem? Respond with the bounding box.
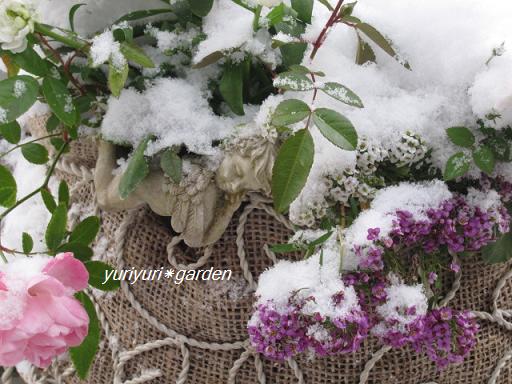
[305,72,318,128]
[310,0,345,60]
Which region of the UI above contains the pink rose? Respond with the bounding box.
[0,253,89,368]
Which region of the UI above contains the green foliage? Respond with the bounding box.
[321,82,364,108]
[119,137,151,199]
[0,164,17,208]
[70,293,101,380]
[472,145,495,174]
[41,188,57,213]
[446,126,475,148]
[21,143,49,164]
[291,0,314,23]
[42,77,79,127]
[274,71,314,91]
[114,8,175,23]
[444,152,470,181]
[69,216,101,246]
[188,0,214,17]
[272,128,314,212]
[272,99,311,126]
[57,242,93,261]
[11,47,49,77]
[0,76,39,123]
[58,180,70,207]
[68,3,86,32]
[45,204,68,251]
[482,233,512,264]
[85,261,120,291]
[0,120,21,144]
[220,62,245,115]
[160,149,183,184]
[120,42,155,68]
[22,232,34,254]
[108,60,129,98]
[355,35,376,65]
[313,108,358,150]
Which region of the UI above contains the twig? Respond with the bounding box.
[310,0,345,60]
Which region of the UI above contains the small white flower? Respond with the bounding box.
[252,0,282,7]
[0,0,38,53]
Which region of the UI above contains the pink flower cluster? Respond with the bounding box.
[0,253,89,368]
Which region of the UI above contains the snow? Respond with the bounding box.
[90,29,126,69]
[466,188,503,212]
[100,77,238,156]
[13,80,27,99]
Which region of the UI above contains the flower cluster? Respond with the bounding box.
[0,0,38,53]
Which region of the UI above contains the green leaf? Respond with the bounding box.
[291,0,314,23]
[357,22,410,69]
[446,126,475,148]
[313,108,358,150]
[40,188,57,213]
[272,128,314,212]
[22,232,34,254]
[45,204,67,251]
[272,99,311,126]
[21,143,49,164]
[340,1,357,18]
[46,114,61,132]
[266,3,286,26]
[270,243,302,254]
[193,51,224,69]
[274,71,313,91]
[473,145,495,175]
[0,120,21,144]
[160,149,182,184]
[0,164,17,208]
[42,77,79,127]
[69,216,100,246]
[0,75,39,123]
[108,60,129,98]
[70,292,100,380]
[308,231,333,248]
[119,137,151,199]
[482,233,512,264]
[443,152,470,181]
[58,180,70,207]
[11,47,49,77]
[57,242,93,262]
[220,63,244,116]
[321,82,364,108]
[120,42,155,68]
[114,8,175,23]
[280,43,308,67]
[69,3,86,32]
[355,35,376,65]
[85,261,120,291]
[188,0,214,17]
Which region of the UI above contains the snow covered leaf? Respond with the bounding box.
[357,22,410,69]
[272,99,311,126]
[21,143,49,165]
[22,232,33,254]
[266,3,286,26]
[313,108,358,150]
[70,292,100,379]
[11,46,49,77]
[274,71,313,91]
[69,217,100,246]
[119,137,151,199]
[0,164,17,208]
[108,60,129,98]
[42,77,79,127]
[291,0,314,23]
[482,233,512,264]
[188,0,214,17]
[473,146,495,175]
[160,149,183,184]
[85,261,120,291]
[120,42,155,68]
[321,82,364,108]
[220,63,245,116]
[0,120,21,144]
[444,152,470,181]
[0,76,39,123]
[45,204,68,251]
[355,35,376,65]
[272,128,314,212]
[446,126,475,148]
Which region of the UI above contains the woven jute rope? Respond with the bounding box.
[17,118,512,383]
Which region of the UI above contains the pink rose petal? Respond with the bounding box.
[42,253,89,292]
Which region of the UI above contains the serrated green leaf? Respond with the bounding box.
[119,137,151,199]
[313,108,358,150]
[473,145,495,174]
[446,126,475,148]
[120,42,155,68]
[188,0,214,17]
[57,242,93,261]
[274,71,313,91]
[272,128,314,212]
[21,143,49,164]
[11,46,49,76]
[85,261,120,291]
[220,63,244,116]
[70,292,100,379]
[444,152,470,181]
[0,75,39,123]
[272,99,311,126]
[0,164,17,208]
[482,233,512,264]
[42,77,79,127]
[69,216,101,246]
[45,204,67,251]
[41,188,57,213]
[0,120,21,144]
[108,60,129,98]
[22,232,34,254]
[58,180,70,207]
[321,82,364,108]
[291,0,314,23]
[160,149,182,184]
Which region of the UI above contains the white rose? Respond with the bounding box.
[253,0,282,7]
[0,0,38,53]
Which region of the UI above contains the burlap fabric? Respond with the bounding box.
[17,117,512,384]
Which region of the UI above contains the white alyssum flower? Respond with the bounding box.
[0,0,38,53]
